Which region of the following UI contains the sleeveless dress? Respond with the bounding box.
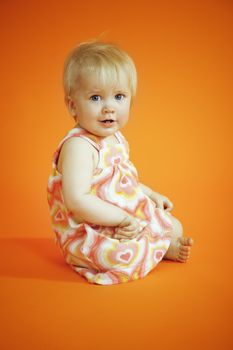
[47,127,174,285]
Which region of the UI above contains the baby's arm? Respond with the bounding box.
[60,137,134,227]
[139,182,174,211]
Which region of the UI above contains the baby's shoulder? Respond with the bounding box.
[57,136,97,173]
[61,136,97,159]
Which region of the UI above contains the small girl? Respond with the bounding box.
[47,40,194,285]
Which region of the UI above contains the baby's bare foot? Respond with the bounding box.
[164,236,194,262]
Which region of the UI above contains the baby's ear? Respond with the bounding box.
[65,96,77,117]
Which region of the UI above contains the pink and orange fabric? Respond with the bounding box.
[47,127,173,285]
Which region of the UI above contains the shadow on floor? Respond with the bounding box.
[0,238,87,283]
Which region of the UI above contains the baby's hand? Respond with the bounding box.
[114,216,142,242]
[150,191,174,212]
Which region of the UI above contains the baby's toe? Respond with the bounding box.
[179,237,194,247]
[177,255,188,262]
[180,245,191,253]
[179,251,190,259]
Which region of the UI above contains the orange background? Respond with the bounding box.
[0,0,232,349]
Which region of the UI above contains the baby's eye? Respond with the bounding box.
[115,94,125,101]
[90,95,101,101]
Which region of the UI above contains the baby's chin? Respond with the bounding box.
[86,126,120,138]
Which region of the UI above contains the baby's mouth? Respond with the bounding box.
[100,119,116,124]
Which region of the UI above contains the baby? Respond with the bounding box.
[47,40,194,285]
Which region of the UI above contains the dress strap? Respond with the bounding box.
[115,131,126,144]
[78,135,100,151]
[115,131,129,152]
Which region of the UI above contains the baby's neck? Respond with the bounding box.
[74,124,119,146]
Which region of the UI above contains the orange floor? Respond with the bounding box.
[1,186,232,350]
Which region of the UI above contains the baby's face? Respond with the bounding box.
[68,71,132,138]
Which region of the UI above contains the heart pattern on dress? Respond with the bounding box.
[113,156,121,164]
[154,250,163,261]
[116,249,133,263]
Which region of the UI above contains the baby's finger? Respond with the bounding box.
[116,225,138,233]
[155,200,164,210]
[119,225,142,234]
[115,230,137,237]
[115,229,139,237]
[115,235,136,241]
[164,198,173,211]
[115,225,136,234]
[165,206,172,212]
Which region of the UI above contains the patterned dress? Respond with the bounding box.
[47,127,173,285]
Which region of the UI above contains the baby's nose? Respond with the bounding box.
[103,106,115,114]
[102,101,115,114]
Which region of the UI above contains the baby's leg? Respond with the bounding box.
[163,214,194,262]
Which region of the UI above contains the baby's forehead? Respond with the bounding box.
[79,70,130,92]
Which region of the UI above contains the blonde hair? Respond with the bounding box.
[63,40,137,104]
